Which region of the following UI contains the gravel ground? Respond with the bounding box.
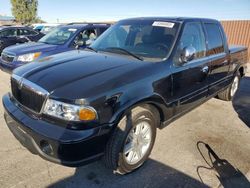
[0,71,249,188]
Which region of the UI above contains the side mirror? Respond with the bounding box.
[180,46,196,64]
[85,39,95,46]
[75,40,85,49]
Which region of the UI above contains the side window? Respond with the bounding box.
[176,22,206,60]
[74,29,97,42]
[18,29,25,36]
[73,29,97,46]
[27,29,37,35]
[0,29,17,37]
[83,29,97,40]
[204,23,224,55]
[18,29,35,36]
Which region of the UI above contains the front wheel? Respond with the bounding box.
[104,105,158,175]
[217,72,240,101]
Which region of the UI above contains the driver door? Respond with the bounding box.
[170,22,209,115]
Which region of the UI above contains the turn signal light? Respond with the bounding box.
[34,52,41,59]
[79,108,97,121]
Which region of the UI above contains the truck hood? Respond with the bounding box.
[14,50,146,98]
[4,42,58,56]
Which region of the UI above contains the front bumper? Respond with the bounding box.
[2,94,113,167]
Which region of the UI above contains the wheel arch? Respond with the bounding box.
[109,94,169,129]
[238,66,245,77]
[233,64,246,78]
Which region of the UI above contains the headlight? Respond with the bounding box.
[43,99,97,121]
[17,52,41,62]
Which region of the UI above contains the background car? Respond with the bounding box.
[33,23,60,34]
[0,26,44,54]
[0,23,111,73]
[33,25,44,32]
[40,25,58,34]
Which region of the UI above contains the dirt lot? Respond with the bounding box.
[0,71,249,188]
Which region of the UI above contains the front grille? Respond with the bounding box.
[11,76,48,113]
[1,53,15,63]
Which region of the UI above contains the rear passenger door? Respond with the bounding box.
[203,23,230,95]
[171,22,209,114]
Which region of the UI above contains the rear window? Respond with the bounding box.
[204,23,224,55]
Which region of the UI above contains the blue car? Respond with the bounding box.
[0,23,110,73]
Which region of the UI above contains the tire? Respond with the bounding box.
[104,105,159,175]
[217,72,240,101]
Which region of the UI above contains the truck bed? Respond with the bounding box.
[229,45,247,54]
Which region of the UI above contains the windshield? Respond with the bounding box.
[39,27,77,45]
[91,20,180,62]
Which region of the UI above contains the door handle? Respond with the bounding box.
[201,66,209,74]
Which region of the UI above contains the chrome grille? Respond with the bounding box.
[1,52,15,63]
[11,75,49,113]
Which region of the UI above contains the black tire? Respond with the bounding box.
[104,105,159,175]
[217,72,241,101]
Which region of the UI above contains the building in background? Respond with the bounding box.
[221,20,250,63]
[0,15,15,25]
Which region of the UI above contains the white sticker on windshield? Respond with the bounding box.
[152,21,175,28]
[68,28,77,32]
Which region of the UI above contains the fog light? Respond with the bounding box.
[40,140,53,155]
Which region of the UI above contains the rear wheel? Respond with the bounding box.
[217,72,240,101]
[104,105,158,175]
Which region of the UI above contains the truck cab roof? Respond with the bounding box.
[120,17,219,24]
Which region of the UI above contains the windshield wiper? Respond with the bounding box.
[103,47,143,61]
[85,46,98,53]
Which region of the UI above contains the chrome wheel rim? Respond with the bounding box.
[231,76,239,97]
[123,121,152,165]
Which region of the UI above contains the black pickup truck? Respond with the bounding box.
[2,17,248,175]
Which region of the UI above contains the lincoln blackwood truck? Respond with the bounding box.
[2,17,248,174]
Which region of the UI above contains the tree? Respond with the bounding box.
[11,0,38,24]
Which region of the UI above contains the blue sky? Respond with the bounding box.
[0,0,250,23]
